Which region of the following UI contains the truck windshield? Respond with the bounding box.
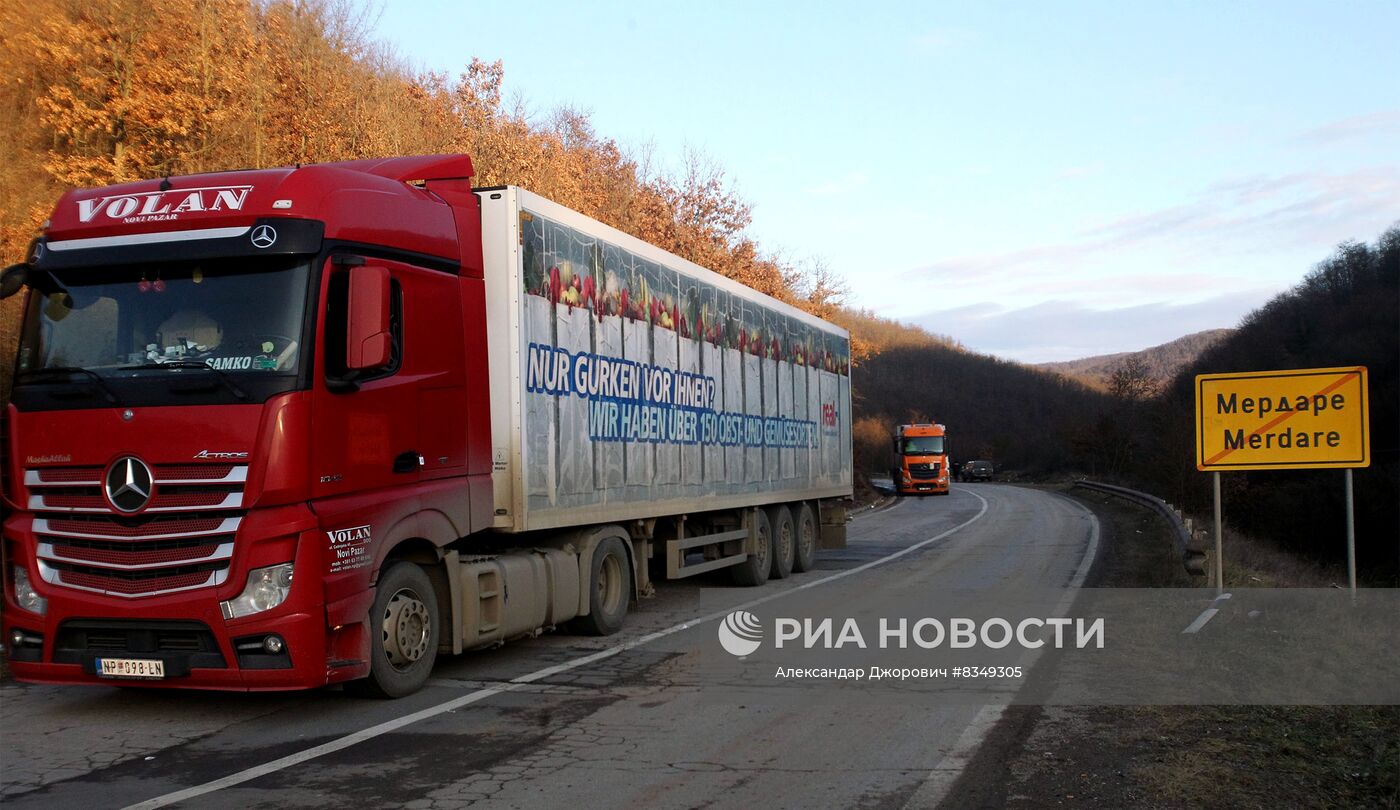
[900,436,945,455]
[16,257,310,379]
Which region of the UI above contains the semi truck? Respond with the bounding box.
[891,423,950,495]
[0,154,853,697]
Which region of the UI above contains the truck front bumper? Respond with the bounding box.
[2,518,344,692]
[897,478,950,494]
[3,595,332,692]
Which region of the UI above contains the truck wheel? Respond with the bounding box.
[767,505,794,580]
[569,536,630,636]
[792,502,817,573]
[730,509,771,587]
[352,561,440,699]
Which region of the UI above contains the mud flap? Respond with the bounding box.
[818,500,849,549]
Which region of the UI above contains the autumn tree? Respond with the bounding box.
[1107,355,1158,402]
[0,0,957,406]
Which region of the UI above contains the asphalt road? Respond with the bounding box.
[0,484,1098,810]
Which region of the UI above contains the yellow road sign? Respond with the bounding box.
[1195,366,1369,471]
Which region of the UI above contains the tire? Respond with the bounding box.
[351,561,440,699]
[568,536,631,636]
[730,509,772,587]
[792,502,818,573]
[767,504,794,580]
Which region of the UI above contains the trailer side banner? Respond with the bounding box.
[481,189,853,531]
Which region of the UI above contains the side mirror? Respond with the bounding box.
[0,264,28,299]
[346,265,391,370]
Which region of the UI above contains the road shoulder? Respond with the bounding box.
[937,486,1400,810]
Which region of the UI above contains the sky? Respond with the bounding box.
[374,1,1400,363]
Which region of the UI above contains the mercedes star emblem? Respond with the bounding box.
[105,456,154,513]
[250,224,278,249]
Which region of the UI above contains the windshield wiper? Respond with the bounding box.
[17,366,120,404]
[119,361,248,400]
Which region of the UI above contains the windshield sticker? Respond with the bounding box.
[125,345,281,372]
[206,356,255,370]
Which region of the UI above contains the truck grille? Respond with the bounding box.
[25,462,245,598]
[908,462,941,480]
[53,619,226,668]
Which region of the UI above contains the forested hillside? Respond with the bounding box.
[1039,329,1234,390]
[853,341,1112,477]
[1134,228,1399,578]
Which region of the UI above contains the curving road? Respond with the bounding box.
[0,484,1098,810]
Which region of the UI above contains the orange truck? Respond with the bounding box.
[891,423,950,495]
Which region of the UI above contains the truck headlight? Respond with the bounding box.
[12,566,47,615]
[221,563,294,620]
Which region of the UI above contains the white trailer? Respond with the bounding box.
[436,187,853,665]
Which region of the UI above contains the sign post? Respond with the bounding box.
[1195,366,1370,595]
[1212,471,1223,595]
[1345,468,1356,602]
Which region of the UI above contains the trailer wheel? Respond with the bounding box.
[351,561,440,699]
[569,536,630,636]
[767,505,794,580]
[730,509,772,587]
[793,502,818,573]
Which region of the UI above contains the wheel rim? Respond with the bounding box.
[597,552,624,617]
[381,587,431,671]
[778,519,793,563]
[755,523,771,569]
[798,515,814,558]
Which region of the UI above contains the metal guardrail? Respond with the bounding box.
[1072,479,1208,576]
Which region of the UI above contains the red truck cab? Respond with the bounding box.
[1,155,493,692]
[892,423,950,495]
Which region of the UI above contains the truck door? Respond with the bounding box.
[311,253,467,493]
[312,256,419,502]
[310,255,468,561]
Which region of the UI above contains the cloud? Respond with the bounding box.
[906,289,1283,364]
[1300,109,1400,145]
[900,166,1400,294]
[1085,167,1399,247]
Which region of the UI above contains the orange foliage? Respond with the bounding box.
[0,0,927,371]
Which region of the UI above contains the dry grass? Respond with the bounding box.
[1214,524,1344,588]
[1132,705,1399,809]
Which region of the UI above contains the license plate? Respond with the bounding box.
[96,657,166,679]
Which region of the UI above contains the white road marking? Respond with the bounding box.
[1183,592,1232,634]
[903,486,1101,809]
[123,492,991,809]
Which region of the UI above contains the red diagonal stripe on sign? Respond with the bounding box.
[1204,370,1360,466]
